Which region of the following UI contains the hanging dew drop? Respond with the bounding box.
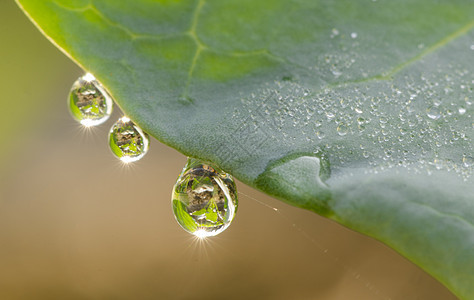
[68,73,113,127]
[172,158,238,238]
[109,116,150,163]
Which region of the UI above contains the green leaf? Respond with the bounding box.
[16,0,474,298]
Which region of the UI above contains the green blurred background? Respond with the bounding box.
[0,1,456,299]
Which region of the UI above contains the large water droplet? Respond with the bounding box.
[172,158,238,238]
[109,116,149,163]
[68,73,113,126]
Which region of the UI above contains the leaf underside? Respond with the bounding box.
[17,0,474,298]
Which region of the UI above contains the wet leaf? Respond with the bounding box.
[17,0,474,298]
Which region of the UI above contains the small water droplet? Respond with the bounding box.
[462,155,473,168]
[109,116,150,163]
[458,107,466,115]
[351,32,358,39]
[432,158,443,170]
[68,73,113,126]
[325,111,335,120]
[316,131,325,139]
[172,158,238,238]
[407,115,419,127]
[337,124,348,136]
[426,106,441,120]
[357,123,366,131]
[331,68,342,78]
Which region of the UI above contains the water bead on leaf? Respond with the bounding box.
[109,116,150,163]
[68,73,113,126]
[172,158,238,238]
[426,106,441,120]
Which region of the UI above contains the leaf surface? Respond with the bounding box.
[17,0,474,298]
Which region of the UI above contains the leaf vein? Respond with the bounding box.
[329,20,474,88]
[182,0,207,102]
[53,0,181,41]
[406,200,474,232]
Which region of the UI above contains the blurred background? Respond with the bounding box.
[0,1,456,299]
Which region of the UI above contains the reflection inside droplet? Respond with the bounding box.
[68,73,113,126]
[172,158,238,238]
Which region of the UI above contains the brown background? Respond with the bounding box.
[0,1,456,299]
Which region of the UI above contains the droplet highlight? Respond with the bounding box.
[68,73,113,126]
[109,116,149,163]
[172,158,238,238]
